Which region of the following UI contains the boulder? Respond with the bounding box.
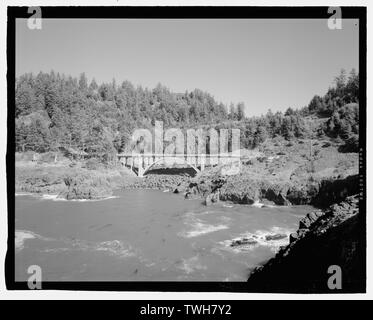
[173,182,187,194]
[230,237,258,247]
[262,187,291,206]
[299,210,323,229]
[289,232,298,243]
[205,191,220,206]
[265,233,288,241]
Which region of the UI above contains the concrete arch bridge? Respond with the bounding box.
[117,153,240,177]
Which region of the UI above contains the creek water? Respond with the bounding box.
[15,190,313,281]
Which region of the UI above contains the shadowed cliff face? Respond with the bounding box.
[246,195,365,293]
[185,173,359,208]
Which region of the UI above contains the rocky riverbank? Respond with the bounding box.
[128,174,191,191]
[15,160,138,200]
[246,194,364,293]
[15,159,194,200]
[184,172,359,207]
[183,138,359,207]
[15,138,358,204]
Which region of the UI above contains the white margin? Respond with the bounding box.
[0,0,371,300]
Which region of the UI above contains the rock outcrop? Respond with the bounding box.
[60,174,113,200]
[184,170,359,207]
[15,169,66,194]
[205,190,220,206]
[185,177,226,201]
[246,195,365,293]
[129,174,190,191]
[312,175,360,207]
[231,237,258,247]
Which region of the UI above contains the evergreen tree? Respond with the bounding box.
[236,102,245,121]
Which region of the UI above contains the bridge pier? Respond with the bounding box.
[200,154,205,171]
[137,156,145,177]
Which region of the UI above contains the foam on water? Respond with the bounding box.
[251,200,276,208]
[15,228,135,259]
[181,223,229,238]
[15,192,34,196]
[178,256,207,274]
[40,194,118,202]
[178,214,229,238]
[15,230,51,251]
[94,240,135,258]
[41,194,60,200]
[41,247,71,253]
[37,237,136,259]
[15,230,36,251]
[252,200,264,208]
[16,193,118,202]
[219,226,293,253]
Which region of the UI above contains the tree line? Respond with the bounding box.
[15,69,359,157]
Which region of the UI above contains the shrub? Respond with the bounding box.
[62,173,113,200]
[338,134,359,153]
[83,158,102,170]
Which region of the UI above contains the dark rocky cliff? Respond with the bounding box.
[246,195,365,293]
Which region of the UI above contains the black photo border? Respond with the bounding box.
[5,6,367,292]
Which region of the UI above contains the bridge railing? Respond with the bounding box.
[117,153,241,168]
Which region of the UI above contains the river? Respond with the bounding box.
[15,190,313,281]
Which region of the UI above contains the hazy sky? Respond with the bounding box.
[16,19,359,117]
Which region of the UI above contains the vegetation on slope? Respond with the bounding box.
[15,69,359,157]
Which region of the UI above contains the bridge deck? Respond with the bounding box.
[117,153,241,158]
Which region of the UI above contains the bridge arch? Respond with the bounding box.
[142,157,200,177]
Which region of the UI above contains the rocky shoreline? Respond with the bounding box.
[15,162,358,206]
[15,163,359,208]
[15,162,192,200]
[246,194,364,293]
[15,163,135,200]
[177,138,359,208]
[183,172,359,208]
[15,139,359,203]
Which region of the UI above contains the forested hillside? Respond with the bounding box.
[15,69,359,158]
